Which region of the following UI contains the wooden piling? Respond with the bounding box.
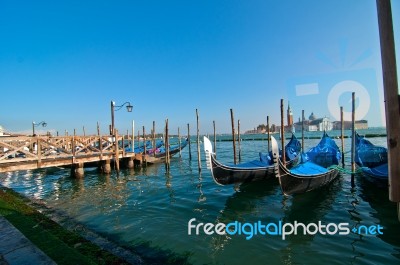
[351,92,356,172]
[341,106,345,166]
[187,123,192,160]
[122,133,125,157]
[302,110,305,152]
[127,129,129,149]
[71,162,84,178]
[280,99,286,164]
[376,0,400,204]
[351,92,356,187]
[142,126,146,165]
[137,129,140,152]
[97,122,103,160]
[165,119,170,170]
[37,136,41,168]
[213,120,217,158]
[152,121,156,157]
[267,116,270,153]
[238,119,241,162]
[115,129,120,173]
[178,127,181,157]
[230,108,237,165]
[132,120,135,152]
[196,109,201,172]
[126,157,134,169]
[101,159,111,174]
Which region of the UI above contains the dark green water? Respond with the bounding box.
[1,129,399,265]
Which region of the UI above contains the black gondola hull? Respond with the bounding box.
[210,154,298,185]
[277,160,339,195]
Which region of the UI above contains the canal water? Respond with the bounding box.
[1,129,399,265]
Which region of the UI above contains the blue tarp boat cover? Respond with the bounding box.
[355,133,388,179]
[303,133,341,168]
[259,134,301,165]
[290,132,341,176]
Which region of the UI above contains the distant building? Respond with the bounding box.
[287,102,293,128]
[293,113,333,132]
[0,125,3,136]
[332,120,368,130]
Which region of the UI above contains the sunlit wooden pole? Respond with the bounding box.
[196,109,201,172]
[280,99,286,164]
[376,0,400,204]
[341,106,345,166]
[267,116,270,153]
[230,108,237,165]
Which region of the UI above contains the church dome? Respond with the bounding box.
[309,112,317,120]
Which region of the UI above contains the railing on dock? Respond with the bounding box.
[0,135,139,174]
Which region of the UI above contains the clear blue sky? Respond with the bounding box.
[1,0,399,135]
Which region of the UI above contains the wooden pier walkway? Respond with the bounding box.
[0,134,157,176]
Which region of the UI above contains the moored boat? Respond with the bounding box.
[204,134,301,185]
[355,132,388,179]
[271,132,341,195]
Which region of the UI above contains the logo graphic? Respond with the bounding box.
[286,42,382,125]
[187,218,383,240]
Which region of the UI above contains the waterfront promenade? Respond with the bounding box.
[0,216,56,265]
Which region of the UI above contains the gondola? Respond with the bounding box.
[151,138,188,159]
[355,132,388,179]
[125,139,164,153]
[270,132,341,196]
[203,134,301,185]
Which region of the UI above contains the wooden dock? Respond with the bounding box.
[0,134,157,176]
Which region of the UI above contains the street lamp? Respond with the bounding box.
[110,100,133,135]
[32,121,47,136]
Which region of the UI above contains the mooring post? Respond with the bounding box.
[302,110,305,153]
[376,0,400,207]
[196,109,201,172]
[142,126,146,166]
[126,157,134,169]
[115,129,120,173]
[165,119,170,171]
[238,119,241,162]
[152,121,156,157]
[131,120,135,152]
[213,120,217,158]
[71,162,84,178]
[97,122,103,160]
[187,123,192,160]
[341,106,345,166]
[230,108,237,165]
[351,92,356,187]
[267,116,270,153]
[280,99,286,164]
[101,159,111,174]
[37,136,41,168]
[178,126,181,158]
[137,129,140,151]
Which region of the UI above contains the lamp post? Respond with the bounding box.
[32,121,47,136]
[110,101,133,135]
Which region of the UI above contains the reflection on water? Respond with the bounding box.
[0,132,399,265]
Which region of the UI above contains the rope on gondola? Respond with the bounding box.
[327,165,366,174]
